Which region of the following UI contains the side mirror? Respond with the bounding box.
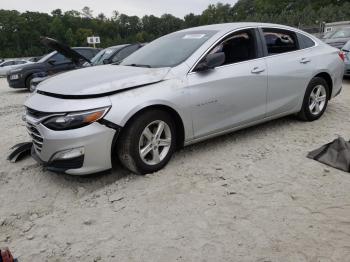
[48,59,56,65]
[103,59,110,65]
[195,52,225,72]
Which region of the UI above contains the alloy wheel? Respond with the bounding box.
[138,120,172,165]
[309,84,327,115]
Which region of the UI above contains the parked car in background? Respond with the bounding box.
[28,56,42,62]
[324,27,350,49]
[342,40,350,77]
[88,43,144,66]
[0,60,32,77]
[24,23,344,176]
[29,43,144,92]
[7,37,99,89]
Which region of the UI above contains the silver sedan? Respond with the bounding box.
[24,23,345,175]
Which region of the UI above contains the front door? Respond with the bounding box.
[187,28,268,139]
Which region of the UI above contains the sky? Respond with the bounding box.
[0,0,238,18]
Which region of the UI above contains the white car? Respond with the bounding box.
[0,60,32,77]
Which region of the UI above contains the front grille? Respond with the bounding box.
[26,122,43,153]
[346,69,350,75]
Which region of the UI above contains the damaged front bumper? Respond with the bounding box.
[25,115,119,175]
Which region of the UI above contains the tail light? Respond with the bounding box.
[338,51,345,62]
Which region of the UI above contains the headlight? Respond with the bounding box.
[43,107,110,131]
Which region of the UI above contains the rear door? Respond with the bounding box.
[260,27,316,116]
[187,28,268,138]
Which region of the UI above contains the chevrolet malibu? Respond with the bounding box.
[24,23,345,175]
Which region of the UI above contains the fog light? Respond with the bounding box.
[51,147,85,161]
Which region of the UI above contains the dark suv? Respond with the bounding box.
[7,39,99,89]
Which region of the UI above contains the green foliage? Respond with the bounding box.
[0,1,349,58]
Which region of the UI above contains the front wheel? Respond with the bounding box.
[117,110,176,175]
[298,77,330,121]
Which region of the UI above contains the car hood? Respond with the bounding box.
[41,37,91,64]
[36,65,171,97]
[8,61,47,74]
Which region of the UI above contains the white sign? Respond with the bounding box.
[87,36,101,44]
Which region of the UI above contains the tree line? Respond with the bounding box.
[0,0,349,58]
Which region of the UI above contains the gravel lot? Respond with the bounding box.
[0,77,350,262]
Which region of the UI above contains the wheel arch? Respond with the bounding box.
[24,70,44,88]
[119,104,185,149]
[312,72,333,99]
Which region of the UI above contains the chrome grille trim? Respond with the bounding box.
[26,122,43,153]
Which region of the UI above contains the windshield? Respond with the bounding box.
[121,30,218,68]
[322,31,335,39]
[37,51,55,63]
[343,41,350,51]
[330,28,350,39]
[91,45,127,65]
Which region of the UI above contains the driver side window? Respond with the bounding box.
[208,29,259,66]
[51,53,71,65]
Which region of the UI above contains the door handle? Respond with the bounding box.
[251,67,265,74]
[300,58,311,64]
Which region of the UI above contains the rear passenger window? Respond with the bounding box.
[297,33,316,49]
[263,28,299,55]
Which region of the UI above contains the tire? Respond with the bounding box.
[25,74,34,90]
[298,77,330,121]
[117,110,176,175]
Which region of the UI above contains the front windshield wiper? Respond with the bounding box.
[125,63,152,68]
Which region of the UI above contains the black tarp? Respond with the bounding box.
[308,137,350,172]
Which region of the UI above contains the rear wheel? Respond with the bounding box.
[117,110,176,175]
[298,77,329,121]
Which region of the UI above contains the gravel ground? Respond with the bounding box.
[0,78,350,262]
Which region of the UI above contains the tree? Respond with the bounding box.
[81,6,93,19]
[1,0,350,58]
[65,28,76,46]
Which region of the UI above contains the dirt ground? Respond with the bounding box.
[0,77,350,262]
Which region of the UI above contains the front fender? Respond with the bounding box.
[104,80,194,141]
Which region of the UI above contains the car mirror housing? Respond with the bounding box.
[103,59,110,65]
[48,59,56,65]
[195,52,225,72]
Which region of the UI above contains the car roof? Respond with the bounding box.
[72,47,99,50]
[109,44,130,49]
[180,22,307,34]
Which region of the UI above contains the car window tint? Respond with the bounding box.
[3,61,14,66]
[298,33,315,49]
[52,53,71,64]
[112,45,140,63]
[263,28,299,55]
[15,61,26,65]
[207,29,258,66]
[76,49,94,60]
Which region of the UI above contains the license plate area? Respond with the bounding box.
[10,74,19,80]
